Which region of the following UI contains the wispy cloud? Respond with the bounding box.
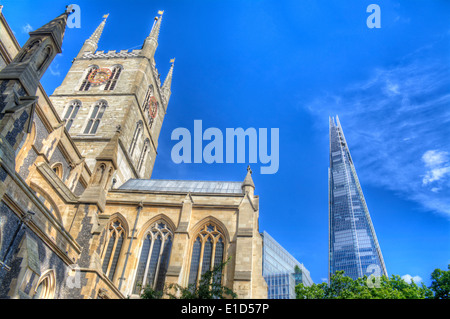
[422,150,450,186]
[22,23,33,33]
[304,39,450,218]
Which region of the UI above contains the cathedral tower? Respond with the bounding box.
[50,12,173,187]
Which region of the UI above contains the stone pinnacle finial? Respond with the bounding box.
[242,165,255,191]
[87,14,108,45]
[149,11,163,41]
[161,60,174,104]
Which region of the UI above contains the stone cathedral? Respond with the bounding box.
[0,6,267,299]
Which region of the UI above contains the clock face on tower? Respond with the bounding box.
[88,68,112,85]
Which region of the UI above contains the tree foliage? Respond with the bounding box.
[429,264,450,299]
[295,267,450,299]
[140,258,237,299]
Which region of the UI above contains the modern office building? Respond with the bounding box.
[328,116,388,281]
[261,231,313,299]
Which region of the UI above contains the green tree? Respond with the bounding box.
[296,270,432,299]
[429,264,450,299]
[140,258,237,299]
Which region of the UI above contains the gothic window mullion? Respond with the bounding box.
[108,231,124,281]
[105,229,119,277]
[188,237,202,286]
[141,233,156,288]
[102,231,116,275]
[196,237,207,286]
[146,234,163,289]
[155,235,173,291]
[152,234,166,290]
[133,234,152,295]
[210,237,217,272]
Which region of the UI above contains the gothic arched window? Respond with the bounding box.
[33,270,56,299]
[104,65,122,91]
[63,100,81,131]
[188,224,225,287]
[37,46,52,73]
[129,121,143,157]
[142,85,154,114]
[137,138,150,173]
[79,66,98,91]
[101,219,125,282]
[84,100,107,134]
[133,221,173,295]
[51,163,63,179]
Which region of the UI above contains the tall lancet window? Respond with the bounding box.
[79,66,98,91]
[129,121,143,157]
[188,224,226,287]
[133,221,173,295]
[137,138,150,173]
[84,100,107,134]
[63,100,81,131]
[101,220,125,282]
[104,65,122,91]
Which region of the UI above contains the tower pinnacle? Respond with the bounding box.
[149,11,164,41]
[141,11,164,58]
[161,59,174,105]
[88,14,109,46]
[76,14,108,58]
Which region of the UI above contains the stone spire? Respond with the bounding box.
[161,59,174,105]
[28,10,69,52]
[76,14,109,58]
[0,8,70,174]
[149,13,163,42]
[242,165,255,196]
[141,11,164,58]
[88,14,108,47]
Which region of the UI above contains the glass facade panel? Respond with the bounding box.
[329,116,388,281]
[261,231,313,299]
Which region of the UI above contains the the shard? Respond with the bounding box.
[328,116,387,281]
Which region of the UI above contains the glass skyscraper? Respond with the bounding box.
[328,116,387,281]
[261,231,313,299]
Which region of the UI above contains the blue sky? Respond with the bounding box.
[3,0,449,286]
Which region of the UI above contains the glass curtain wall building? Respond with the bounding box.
[261,231,313,299]
[328,116,388,281]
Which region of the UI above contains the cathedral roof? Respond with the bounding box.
[118,179,244,194]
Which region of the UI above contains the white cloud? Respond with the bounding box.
[422,150,449,168]
[49,65,61,77]
[423,166,450,185]
[22,23,33,33]
[401,274,423,284]
[422,150,450,186]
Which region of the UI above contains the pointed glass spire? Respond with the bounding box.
[328,116,388,281]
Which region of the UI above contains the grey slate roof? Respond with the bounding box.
[118,179,244,194]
